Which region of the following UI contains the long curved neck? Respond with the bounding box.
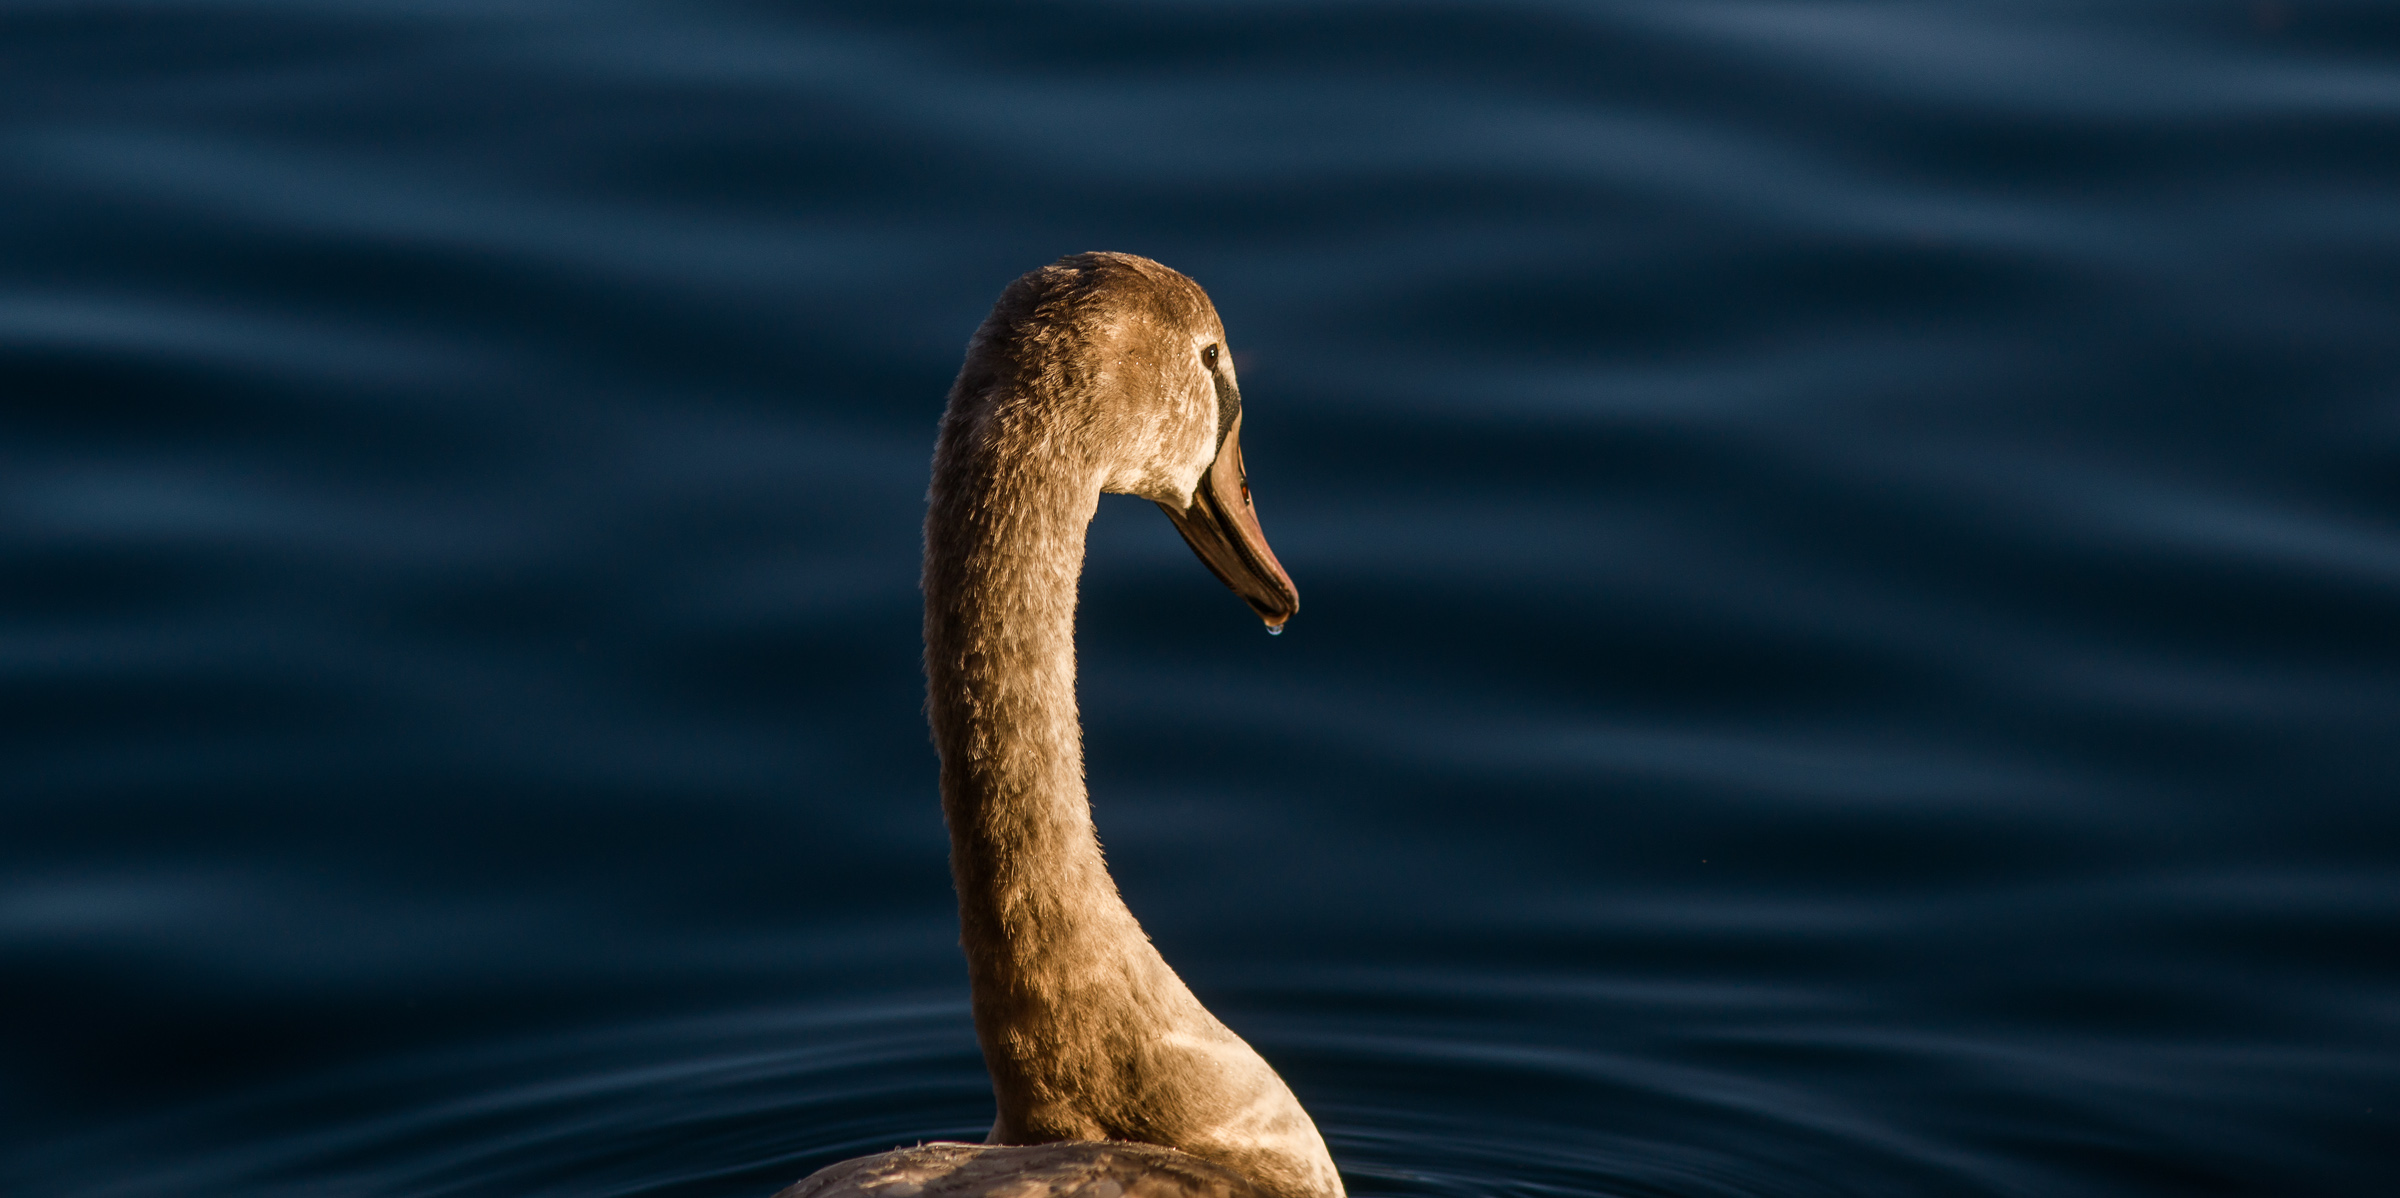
[920,391,1344,1198]
[923,418,1139,993]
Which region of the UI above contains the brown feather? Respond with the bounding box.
[776,1142,1263,1198]
[898,254,1341,1198]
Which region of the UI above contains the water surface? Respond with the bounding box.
[4,2,2397,1196]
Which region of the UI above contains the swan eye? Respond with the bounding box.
[1201,343,1219,369]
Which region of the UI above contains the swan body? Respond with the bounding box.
[776,1142,1260,1198]
[774,254,1333,1198]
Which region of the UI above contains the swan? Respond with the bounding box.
[773,254,1338,1198]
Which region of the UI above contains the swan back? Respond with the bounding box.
[777,1142,1261,1198]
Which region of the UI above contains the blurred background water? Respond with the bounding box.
[3,2,2397,1195]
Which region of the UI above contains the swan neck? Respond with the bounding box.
[916,302,1346,1198]
[923,429,1131,987]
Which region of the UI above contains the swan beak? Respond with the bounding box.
[1156,412,1301,628]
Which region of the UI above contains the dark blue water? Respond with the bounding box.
[5,2,2396,1195]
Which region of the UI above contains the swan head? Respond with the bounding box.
[957,252,1300,628]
